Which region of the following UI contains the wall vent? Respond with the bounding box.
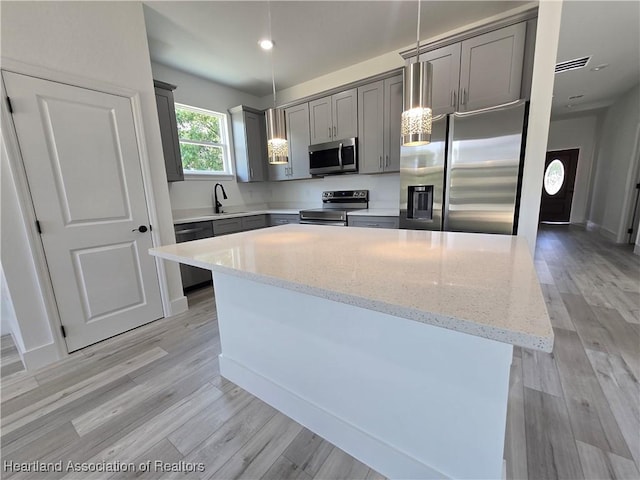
[555,56,592,74]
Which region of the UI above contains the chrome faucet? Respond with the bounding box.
[214,183,227,214]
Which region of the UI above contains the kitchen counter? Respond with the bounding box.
[172,208,301,224]
[149,224,552,479]
[151,224,551,351]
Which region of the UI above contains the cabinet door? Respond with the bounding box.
[332,89,358,140]
[348,216,399,229]
[244,111,267,181]
[309,97,333,144]
[383,74,403,172]
[154,87,184,182]
[285,103,312,180]
[357,81,384,174]
[459,23,526,112]
[419,44,461,116]
[241,215,267,231]
[212,218,243,235]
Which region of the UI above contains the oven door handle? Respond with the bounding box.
[299,220,346,226]
[338,142,343,169]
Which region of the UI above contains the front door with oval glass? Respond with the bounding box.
[539,149,579,223]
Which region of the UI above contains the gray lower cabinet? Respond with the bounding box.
[269,214,300,226]
[269,103,311,181]
[212,217,244,236]
[154,80,184,182]
[348,216,399,229]
[241,215,267,231]
[358,74,403,174]
[230,106,268,182]
[174,221,213,290]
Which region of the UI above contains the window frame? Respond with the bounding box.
[174,102,234,179]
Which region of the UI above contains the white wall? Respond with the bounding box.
[588,83,640,242]
[0,1,186,368]
[0,263,23,354]
[547,111,602,224]
[268,174,400,210]
[151,62,272,211]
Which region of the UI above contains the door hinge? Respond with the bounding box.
[628,228,634,234]
[6,97,13,114]
[35,220,42,234]
[149,225,153,232]
[636,183,640,190]
[60,325,67,338]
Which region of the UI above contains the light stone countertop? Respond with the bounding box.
[150,224,553,352]
[172,208,301,224]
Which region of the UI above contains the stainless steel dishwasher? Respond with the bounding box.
[174,221,213,291]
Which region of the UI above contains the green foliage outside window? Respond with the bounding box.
[175,105,226,173]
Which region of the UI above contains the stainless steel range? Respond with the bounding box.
[299,190,369,226]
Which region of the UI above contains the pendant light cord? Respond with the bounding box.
[415,0,421,62]
[268,0,277,108]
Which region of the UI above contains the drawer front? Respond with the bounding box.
[174,221,213,241]
[348,216,399,229]
[212,218,243,236]
[269,214,300,226]
[241,215,268,231]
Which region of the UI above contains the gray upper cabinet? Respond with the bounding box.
[309,88,357,145]
[458,23,526,111]
[230,106,267,182]
[270,103,312,181]
[383,74,403,172]
[358,81,384,174]
[419,44,461,116]
[154,80,184,182]
[357,74,402,174]
[418,22,526,114]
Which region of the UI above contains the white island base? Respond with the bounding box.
[214,271,512,480]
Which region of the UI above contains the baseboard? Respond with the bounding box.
[21,342,62,370]
[169,295,188,316]
[219,354,449,480]
[634,244,640,256]
[585,221,620,243]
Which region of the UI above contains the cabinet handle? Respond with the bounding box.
[453,90,457,107]
[461,88,466,106]
[379,156,382,169]
[385,155,389,167]
[333,126,336,138]
[451,90,454,107]
[328,127,331,138]
[366,223,380,227]
[250,167,254,178]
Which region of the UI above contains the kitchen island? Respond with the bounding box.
[150,225,553,479]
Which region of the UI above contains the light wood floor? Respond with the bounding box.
[1,225,638,479]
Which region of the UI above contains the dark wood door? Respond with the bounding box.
[540,149,579,223]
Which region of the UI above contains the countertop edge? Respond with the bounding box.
[149,247,553,352]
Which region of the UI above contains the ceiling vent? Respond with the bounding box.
[555,56,592,74]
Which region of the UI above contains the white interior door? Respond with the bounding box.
[3,71,163,352]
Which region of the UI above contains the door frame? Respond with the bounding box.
[1,58,172,359]
[618,122,640,243]
[540,148,580,224]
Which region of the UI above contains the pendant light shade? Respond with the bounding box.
[401,0,433,147]
[401,61,433,146]
[264,1,288,165]
[266,107,288,164]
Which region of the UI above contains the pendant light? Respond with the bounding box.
[264,2,288,165]
[401,0,433,147]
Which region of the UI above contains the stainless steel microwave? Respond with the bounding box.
[309,138,357,175]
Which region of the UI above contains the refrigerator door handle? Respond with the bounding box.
[453,99,525,117]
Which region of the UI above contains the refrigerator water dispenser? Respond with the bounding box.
[407,185,433,220]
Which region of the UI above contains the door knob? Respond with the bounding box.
[133,225,148,233]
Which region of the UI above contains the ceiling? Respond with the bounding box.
[551,1,639,116]
[144,1,640,115]
[143,1,528,97]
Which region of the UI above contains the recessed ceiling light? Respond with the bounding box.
[258,39,274,50]
[591,63,609,71]
[568,94,584,100]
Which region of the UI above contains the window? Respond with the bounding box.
[175,103,232,176]
[543,159,565,196]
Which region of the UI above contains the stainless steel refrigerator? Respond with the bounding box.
[399,100,528,235]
